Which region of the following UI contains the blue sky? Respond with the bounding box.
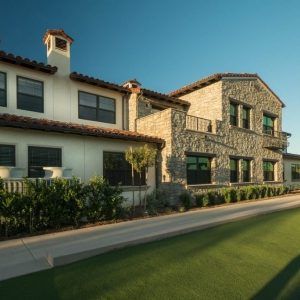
[0,0,299,152]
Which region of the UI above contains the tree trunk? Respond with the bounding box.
[131,165,135,214]
[139,172,142,206]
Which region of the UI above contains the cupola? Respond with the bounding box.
[43,29,74,75]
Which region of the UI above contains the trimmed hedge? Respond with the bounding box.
[0,176,124,237]
[194,185,289,208]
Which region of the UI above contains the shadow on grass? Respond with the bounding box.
[252,255,300,300]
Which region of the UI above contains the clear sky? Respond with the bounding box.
[0,0,299,152]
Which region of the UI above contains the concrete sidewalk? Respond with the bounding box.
[1,194,300,281]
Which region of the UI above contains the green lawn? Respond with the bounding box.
[1,208,300,300]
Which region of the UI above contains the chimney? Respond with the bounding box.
[122,79,141,93]
[43,29,74,76]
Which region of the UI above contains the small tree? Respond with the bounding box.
[125,145,157,211]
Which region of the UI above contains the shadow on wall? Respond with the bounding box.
[252,255,300,300]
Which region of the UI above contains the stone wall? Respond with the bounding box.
[135,78,286,202]
[180,81,223,121]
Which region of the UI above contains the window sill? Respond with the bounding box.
[229,182,253,186]
[187,183,226,189]
[263,181,283,184]
[230,125,256,134]
[121,185,149,191]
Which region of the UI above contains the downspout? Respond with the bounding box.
[155,140,166,189]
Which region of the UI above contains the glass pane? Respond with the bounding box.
[98,109,115,124]
[263,161,274,172]
[18,94,43,113]
[187,156,197,164]
[18,77,43,97]
[79,106,97,121]
[0,90,6,106]
[242,160,249,171]
[0,73,5,89]
[0,145,15,166]
[103,152,145,186]
[187,163,197,170]
[230,159,237,171]
[28,147,61,178]
[230,103,237,116]
[79,92,97,107]
[99,97,115,111]
[198,157,210,170]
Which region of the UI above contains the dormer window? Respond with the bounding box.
[55,37,67,51]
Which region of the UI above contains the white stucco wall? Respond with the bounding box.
[0,62,124,130]
[0,127,157,204]
[283,157,300,187]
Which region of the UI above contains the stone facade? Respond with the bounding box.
[135,77,287,200]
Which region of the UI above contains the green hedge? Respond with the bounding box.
[194,185,289,208]
[0,176,124,237]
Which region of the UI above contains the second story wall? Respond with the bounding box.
[0,62,125,130]
[179,81,223,121]
[222,78,283,134]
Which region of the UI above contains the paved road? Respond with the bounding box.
[1,194,300,281]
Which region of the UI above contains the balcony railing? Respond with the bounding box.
[263,130,291,150]
[186,115,212,133]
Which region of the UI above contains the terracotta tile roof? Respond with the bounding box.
[43,29,74,44]
[141,88,190,107]
[0,113,164,145]
[0,50,57,74]
[169,73,285,107]
[70,72,129,94]
[283,153,300,160]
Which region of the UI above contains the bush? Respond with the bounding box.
[179,192,191,209]
[86,176,124,222]
[146,189,169,215]
[195,193,209,207]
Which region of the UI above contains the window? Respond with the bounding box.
[263,114,275,135]
[103,152,145,186]
[291,164,300,181]
[186,156,211,185]
[79,91,116,124]
[28,146,62,178]
[55,37,67,51]
[0,145,15,166]
[0,72,6,107]
[230,158,239,183]
[242,159,251,182]
[242,106,250,129]
[17,77,44,113]
[263,161,275,181]
[230,102,238,126]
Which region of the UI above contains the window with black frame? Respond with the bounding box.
[79,91,116,124]
[17,77,44,113]
[242,106,250,129]
[242,159,251,182]
[263,114,275,136]
[103,152,145,186]
[186,156,211,185]
[0,145,15,166]
[0,72,6,107]
[229,102,238,126]
[263,161,275,181]
[230,158,239,183]
[291,164,300,181]
[28,146,62,178]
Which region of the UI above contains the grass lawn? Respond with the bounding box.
[1,208,300,300]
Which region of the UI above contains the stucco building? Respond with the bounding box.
[0,29,291,201]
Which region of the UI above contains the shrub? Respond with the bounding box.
[86,176,124,222]
[179,192,191,209]
[222,188,231,203]
[195,193,209,207]
[146,189,169,215]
